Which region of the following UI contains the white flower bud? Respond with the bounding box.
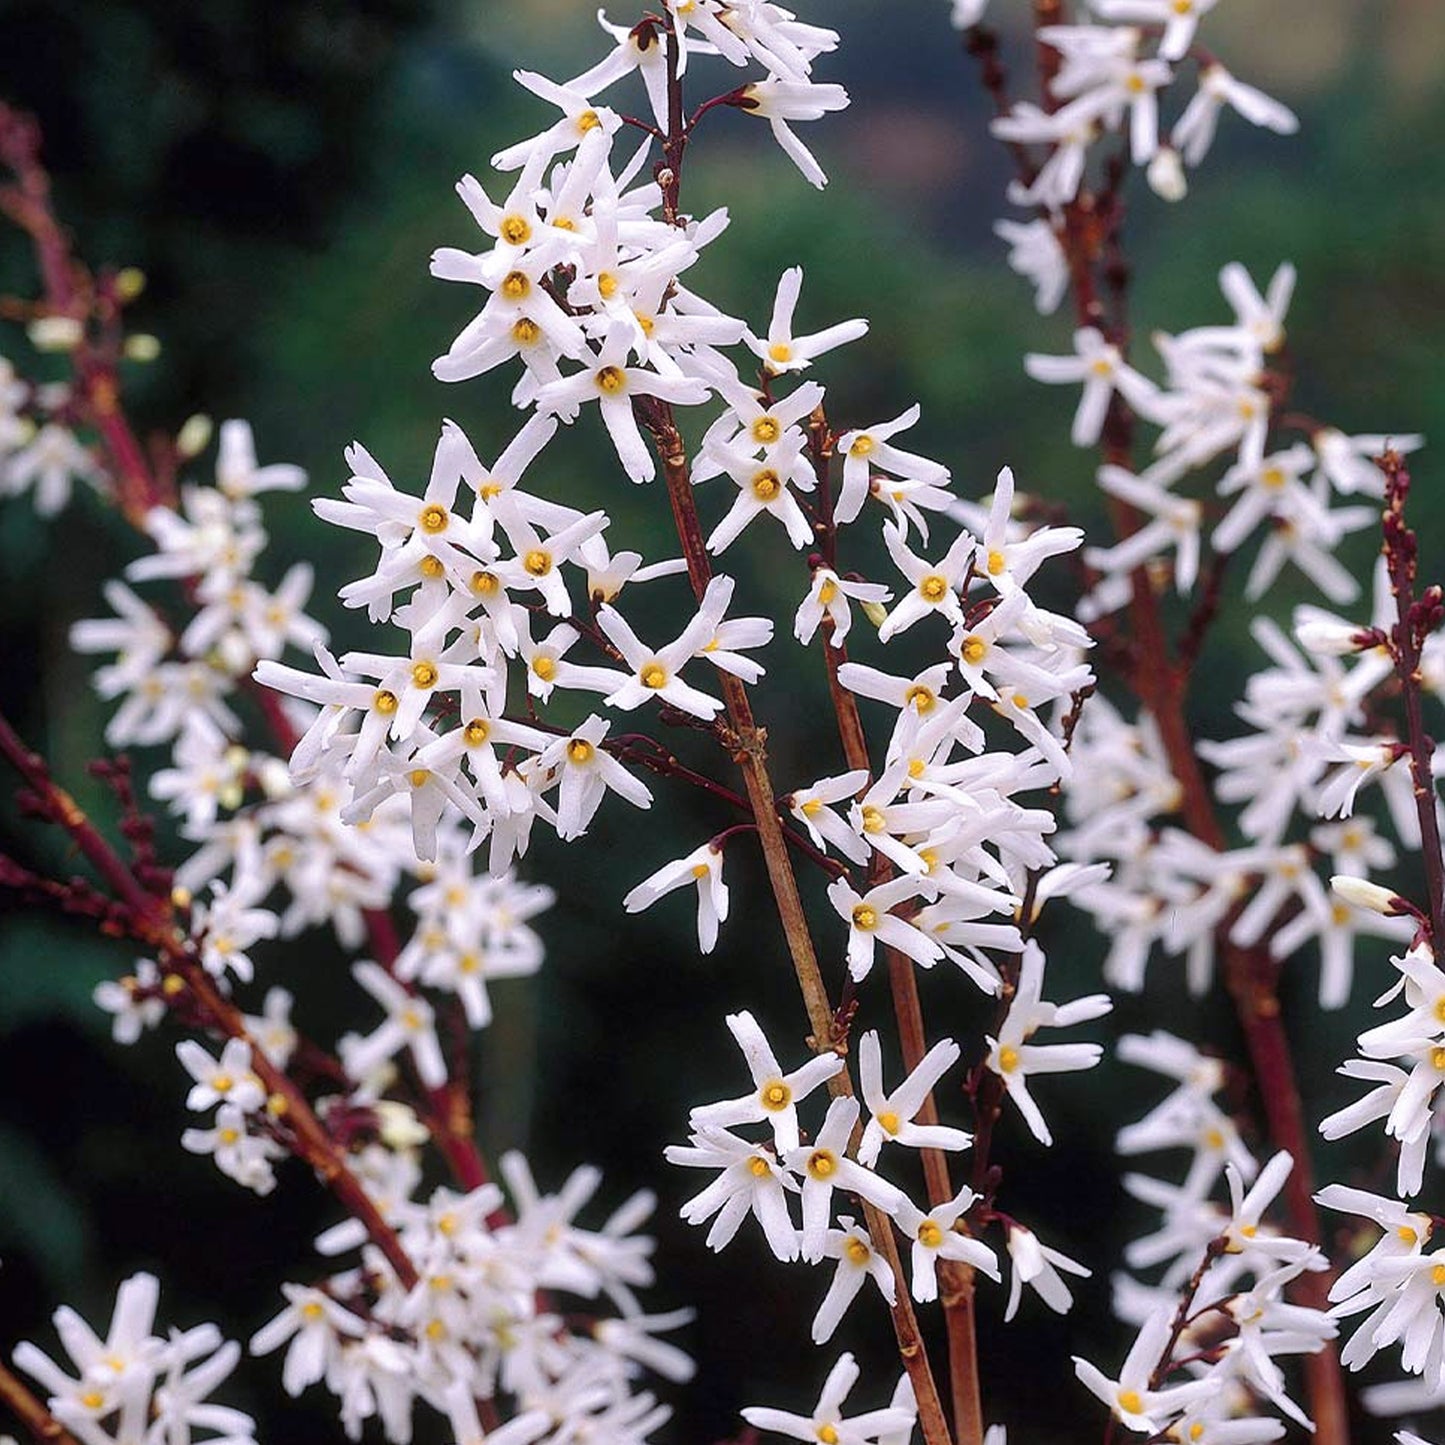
[176,413,213,459]
[28,315,83,351]
[1147,147,1187,202]
[1295,617,1370,656]
[123,333,161,362]
[374,1101,430,1149]
[860,598,889,629]
[1330,875,1400,916]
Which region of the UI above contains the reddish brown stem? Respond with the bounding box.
[0,1358,76,1445]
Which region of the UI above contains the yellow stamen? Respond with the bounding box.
[567,739,595,765]
[760,1080,792,1110]
[464,718,490,746]
[375,689,399,714]
[500,270,530,300]
[917,1220,943,1248]
[595,365,627,395]
[523,548,552,577]
[411,660,438,688]
[499,214,531,245]
[851,904,878,930]
[752,469,782,501]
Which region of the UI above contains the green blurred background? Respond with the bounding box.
[1,1,1444,1441]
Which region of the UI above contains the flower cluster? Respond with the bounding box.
[14,1273,255,1445]
[246,1153,688,1443]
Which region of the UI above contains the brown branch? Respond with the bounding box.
[0,1358,77,1445]
[0,710,421,1290]
[1380,449,1445,945]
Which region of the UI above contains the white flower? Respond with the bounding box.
[1024,327,1160,447]
[856,1030,971,1167]
[794,569,892,648]
[894,1186,999,1302]
[339,960,448,1090]
[810,1216,896,1344]
[175,1038,265,1114]
[248,1287,367,1397]
[739,83,851,190]
[1003,1223,1089,1321]
[784,1096,906,1261]
[665,1124,800,1261]
[623,841,729,953]
[742,1353,914,1445]
[689,1010,843,1154]
[826,875,944,981]
[744,267,868,375]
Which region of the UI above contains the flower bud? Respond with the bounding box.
[375,1101,430,1150]
[1295,617,1370,657]
[28,315,83,352]
[861,598,889,629]
[176,414,213,459]
[1330,875,1401,916]
[123,333,161,363]
[114,267,147,302]
[1147,147,1187,203]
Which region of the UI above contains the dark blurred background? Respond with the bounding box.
[1,1,1444,1442]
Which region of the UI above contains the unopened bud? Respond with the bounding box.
[123,333,161,363]
[375,1100,431,1150]
[1330,875,1401,916]
[114,267,147,302]
[1147,147,1187,203]
[1295,618,1371,657]
[861,599,889,629]
[28,315,83,352]
[176,414,213,459]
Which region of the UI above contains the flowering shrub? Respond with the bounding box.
[1,6,1442,1445]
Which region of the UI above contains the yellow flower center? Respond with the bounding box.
[641,662,669,689]
[500,270,530,300]
[748,1155,772,1177]
[851,904,878,931]
[752,416,781,444]
[752,469,782,501]
[595,365,627,395]
[1261,466,1286,489]
[597,270,619,298]
[301,1301,325,1321]
[1399,1225,1420,1244]
[375,689,399,714]
[767,342,793,364]
[464,718,490,746]
[997,1046,1020,1073]
[80,1392,106,1412]
[861,805,886,834]
[567,739,595,765]
[691,862,710,879]
[760,1080,792,1111]
[817,578,838,605]
[499,213,531,245]
[1433,1264,1445,1287]
[459,953,482,974]
[904,684,935,713]
[212,1073,234,1093]
[879,1110,901,1135]
[806,1149,837,1179]
[551,215,577,232]
[512,317,541,345]
[635,312,655,336]
[850,434,874,457]
[577,109,601,133]
[918,573,949,602]
[845,1237,871,1265]
[917,1220,943,1248]
[218,1127,240,1145]
[1118,1390,1144,1416]
[817,1427,839,1445]
[408,768,430,789]
[523,548,552,577]
[419,503,448,533]
[800,798,823,817]
[532,656,557,681]
[412,660,439,688]
[419,554,445,579]
[961,635,987,665]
